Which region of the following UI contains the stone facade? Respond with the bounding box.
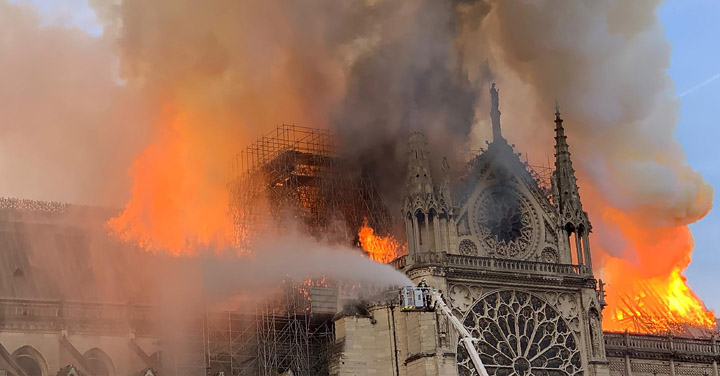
[605,332,720,376]
[332,85,718,376]
[0,299,160,376]
[332,299,456,376]
[2,86,719,375]
[397,85,607,376]
[0,200,163,376]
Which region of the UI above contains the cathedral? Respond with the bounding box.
[329,86,720,376]
[0,86,719,376]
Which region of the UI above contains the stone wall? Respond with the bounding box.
[0,332,158,376]
[331,304,456,376]
[605,332,720,376]
[0,298,161,376]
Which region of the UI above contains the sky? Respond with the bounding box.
[8,0,101,34]
[5,0,720,311]
[658,0,720,312]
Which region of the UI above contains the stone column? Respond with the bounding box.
[424,213,431,251]
[583,235,593,270]
[439,217,447,253]
[405,218,415,255]
[624,355,632,376]
[624,330,632,376]
[432,213,440,251]
[669,359,676,376]
[713,335,719,376]
[575,233,583,265]
[412,214,421,255]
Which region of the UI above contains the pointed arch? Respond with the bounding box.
[83,348,115,376]
[415,210,426,248]
[12,345,48,376]
[564,222,576,234]
[428,208,439,251]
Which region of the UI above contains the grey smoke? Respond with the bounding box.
[2,0,711,311]
[199,234,413,305]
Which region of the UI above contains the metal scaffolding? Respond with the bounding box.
[164,282,336,376]
[229,124,392,249]
[255,283,335,376]
[163,125,392,376]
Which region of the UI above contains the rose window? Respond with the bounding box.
[473,186,537,259]
[459,239,479,255]
[457,290,582,376]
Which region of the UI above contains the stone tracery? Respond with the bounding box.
[472,185,539,260]
[459,239,479,255]
[457,290,582,376]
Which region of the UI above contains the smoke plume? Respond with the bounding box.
[463,1,714,329]
[2,0,714,330]
[0,0,152,205]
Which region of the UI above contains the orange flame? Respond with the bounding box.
[606,268,715,333]
[107,107,233,255]
[597,206,716,334]
[108,106,715,334]
[357,219,406,263]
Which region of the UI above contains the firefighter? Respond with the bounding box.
[417,278,432,310]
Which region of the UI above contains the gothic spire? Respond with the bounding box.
[552,104,593,270]
[406,131,435,198]
[552,104,588,227]
[490,83,504,142]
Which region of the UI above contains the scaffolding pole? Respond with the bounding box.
[228,124,392,251]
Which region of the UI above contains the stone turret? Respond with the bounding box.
[490,83,504,143]
[406,132,435,198]
[551,104,593,269]
[403,131,453,262]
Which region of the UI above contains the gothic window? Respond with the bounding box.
[459,239,479,255]
[12,346,47,376]
[457,290,582,376]
[84,348,114,376]
[416,211,425,246]
[472,185,538,259]
[16,355,43,376]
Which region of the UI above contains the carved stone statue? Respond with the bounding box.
[589,309,603,358]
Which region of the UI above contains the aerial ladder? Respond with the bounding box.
[400,286,489,376]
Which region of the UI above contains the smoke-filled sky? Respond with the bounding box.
[1,0,719,321]
[658,0,720,313]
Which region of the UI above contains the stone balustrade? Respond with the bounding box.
[0,298,156,335]
[604,331,720,360]
[389,253,592,277]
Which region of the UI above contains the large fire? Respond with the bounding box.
[606,268,715,333]
[357,219,407,264]
[597,206,716,334]
[107,108,233,255]
[109,117,716,333]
